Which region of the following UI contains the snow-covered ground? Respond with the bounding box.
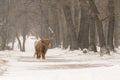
[0,36,120,80]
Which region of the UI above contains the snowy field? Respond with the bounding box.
[0,36,120,80]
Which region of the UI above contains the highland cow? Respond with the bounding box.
[34,39,50,59]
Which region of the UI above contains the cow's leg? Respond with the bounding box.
[41,53,45,60]
[37,52,41,59]
[34,51,38,59]
[41,45,46,60]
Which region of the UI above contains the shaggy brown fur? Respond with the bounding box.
[34,39,50,59]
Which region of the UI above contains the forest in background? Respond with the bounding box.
[0,0,120,56]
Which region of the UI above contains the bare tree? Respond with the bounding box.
[88,0,110,56]
[107,0,115,51]
[62,0,78,50]
[78,0,90,50]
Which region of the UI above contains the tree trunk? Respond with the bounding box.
[73,0,80,36]
[78,0,89,50]
[50,0,60,47]
[22,35,26,52]
[95,14,110,56]
[89,14,97,52]
[16,34,22,51]
[11,38,15,50]
[114,0,120,48]
[39,0,50,39]
[88,0,110,56]
[62,1,78,50]
[107,0,115,51]
[1,27,7,50]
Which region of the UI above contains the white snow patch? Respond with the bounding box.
[0,37,120,80]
